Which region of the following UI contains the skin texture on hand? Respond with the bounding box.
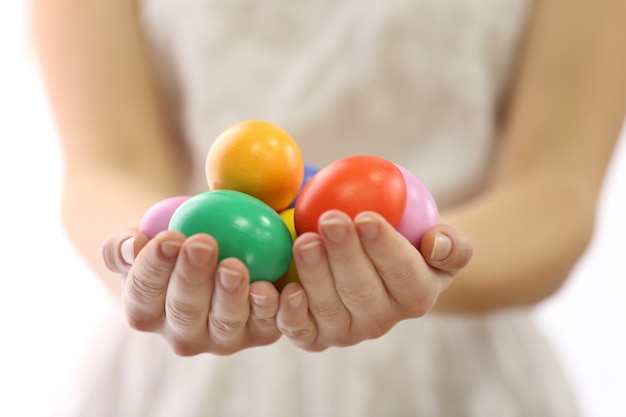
[277,210,472,352]
[103,230,282,356]
[102,211,472,355]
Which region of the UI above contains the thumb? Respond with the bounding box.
[419,223,473,273]
[102,229,150,275]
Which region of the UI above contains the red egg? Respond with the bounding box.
[294,155,407,235]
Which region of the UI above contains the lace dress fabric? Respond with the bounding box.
[51,1,582,416]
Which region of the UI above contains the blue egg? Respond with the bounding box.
[288,162,320,208]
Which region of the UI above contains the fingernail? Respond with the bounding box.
[121,237,135,265]
[160,241,181,259]
[430,233,452,262]
[320,218,348,242]
[250,292,268,307]
[187,242,214,267]
[355,215,379,239]
[218,267,244,291]
[299,241,323,265]
[288,290,305,309]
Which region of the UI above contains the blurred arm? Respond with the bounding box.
[32,0,187,293]
[435,0,626,313]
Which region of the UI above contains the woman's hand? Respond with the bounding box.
[276,210,473,351]
[102,210,472,355]
[102,230,282,356]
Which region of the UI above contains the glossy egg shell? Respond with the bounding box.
[169,190,293,282]
[294,155,407,235]
[395,165,440,247]
[205,120,304,212]
[279,208,298,241]
[139,196,190,239]
[274,208,300,291]
[288,162,320,209]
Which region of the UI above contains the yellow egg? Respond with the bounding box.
[274,208,300,291]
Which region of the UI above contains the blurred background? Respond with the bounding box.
[1,2,624,416]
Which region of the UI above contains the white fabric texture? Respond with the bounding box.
[52,1,583,416]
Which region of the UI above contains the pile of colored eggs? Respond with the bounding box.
[139,120,439,284]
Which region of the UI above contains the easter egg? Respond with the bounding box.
[139,196,190,239]
[274,261,300,292]
[274,208,300,291]
[288,162,320,208]
[279,208,298,241]
[169,190,293,282]
[294,155,407,235]
[395,165,440,246]
[205,120,304,212]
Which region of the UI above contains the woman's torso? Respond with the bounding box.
[142,0,528,207]
[52,1,583,416]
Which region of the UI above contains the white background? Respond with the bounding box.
[1,2,625,416]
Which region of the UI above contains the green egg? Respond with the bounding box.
[169,190,293,282]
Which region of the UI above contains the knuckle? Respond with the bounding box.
[312,300,346,322]
[128,271,168,300]
[250,315,276,330]
[124,306,161,332]
[326,332,354,348]
[280,325,314,342]
[169,338,203,357]
[209,314,245,338]
[337,283,379,307]
[125,315,150,332]
[166,298,205,328]
[360,320,393,340]
[380,259,417,284]
[172,269,207,291]
[249,299,278,322]
[302,344,328,353]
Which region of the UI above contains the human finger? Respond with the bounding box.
[317,211,391,326]
[102,229,149,275]
[287,232,351,344]
[162,233,218,356]
[122,230,186,332]
[419,222,473,274]
[354,211,439,317]
[246,280,281,344]
[276,282,321,350]
[206,257,251,354]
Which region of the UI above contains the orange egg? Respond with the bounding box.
[206,120,304,212]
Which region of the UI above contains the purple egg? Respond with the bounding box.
[139,196,190,239]
[395,165,439,247]
[288,162,319,209]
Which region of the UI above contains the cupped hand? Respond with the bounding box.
[276,210,473,351]
[102,229,281,356]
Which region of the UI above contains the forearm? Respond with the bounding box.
[32,0,184,292]
[61,169,179,293]
[434,173,594,313]
[434,0,626,314]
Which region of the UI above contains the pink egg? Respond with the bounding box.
[139,196,190,239]
[395,165,439,247]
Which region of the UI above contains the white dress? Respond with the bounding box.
[52,1,583,416]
